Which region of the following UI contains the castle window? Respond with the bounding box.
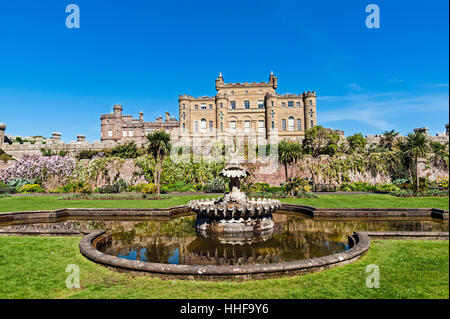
[271,110,275,118]
[296,102,301,107]
[271,101,274,106]
[245,90,248,95]
[281,102,285,107]
[310,100,313,106]
[201,104,207,110]
[117,121,119,125]
[106,120,109,124]
[309,109,314,118]
[220,122,223,132]
[288,101,294,108]
[182,123,186,132]
[282,119,286,131]
[129,130,133,137]
[182,104,185,109]
[200,118,207,132]
[230,101,236,109]
[271,121,275,130]
[220,103,223,108]
[244,120,250,132]
[209,121,213,132]
[194,121,199,133]
[108,130,112,137]
[258,100,264,109]
[244,101,250,109]
[219,112,223,120]
[311,120,314,127]
[297,119,302,131]
[288,116,295,131]
[123,131,127,137]
[209,104,213,110]
[258,120,265,133]
[195,104,198,110]
[230,121,236,133]
[231,91,235,94]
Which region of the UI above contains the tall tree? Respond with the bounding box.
[380,129,399,151]
[303,126,341,157]
[278,140,303,182]
[403,132,430,192]
[347,133,367,153]
[146,131,172,196]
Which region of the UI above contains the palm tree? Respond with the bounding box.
[146,130,172,196]
[403,132,430,193]
[278,140,303,182]
[380,129,399,151]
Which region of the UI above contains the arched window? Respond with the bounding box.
[200,118,207,133]
[288,116,295,131]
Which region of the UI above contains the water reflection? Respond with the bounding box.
[1,211,447,266]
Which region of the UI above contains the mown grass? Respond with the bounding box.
[0,194,448,213]
[0,236,447,299]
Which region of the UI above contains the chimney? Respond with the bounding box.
[77,135,86,143]
[139,111,144,122]
[165,112,170,122]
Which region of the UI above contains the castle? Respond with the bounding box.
[178,72,317,143]
[1,72,449,159]
[100,105,179,143]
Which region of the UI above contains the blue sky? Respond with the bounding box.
[0,0,448,141]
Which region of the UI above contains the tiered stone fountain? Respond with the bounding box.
[188,161,281,234]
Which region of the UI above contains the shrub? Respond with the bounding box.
[437,177,449,190]
[296,191,318,198]
[142,183,157,194]
[128,183,147,193]
[18,184,45,193]
[0,155,75,184]
[7,178,36,192]
[107,141,143,159]
[389,189,449,197]
[204,177,226,193]
[373,184,401,193]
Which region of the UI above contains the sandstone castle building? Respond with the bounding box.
[178,72,317,143]
[100,105,179,143]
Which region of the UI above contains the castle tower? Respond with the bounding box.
[215,72,224,91]
[179,95,190,139]
[113,104,123,115]
[0,123,5,147]
[215,93,228,141]
[269,71,278,89]
[265,94,277,141]
[303,91,317,130]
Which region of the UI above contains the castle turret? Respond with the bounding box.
[52,132,62,142]
[303,91,317,130]
[113,104,123,115]
[0,123,5,147]
[215,72,224,90]
[269,71,278,90]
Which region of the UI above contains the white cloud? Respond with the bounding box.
[318,92,449,131]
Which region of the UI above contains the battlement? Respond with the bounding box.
[179,95,215,101]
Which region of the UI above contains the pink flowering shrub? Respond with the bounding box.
[0,155,76,184]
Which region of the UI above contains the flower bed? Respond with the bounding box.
[58,193,173,200]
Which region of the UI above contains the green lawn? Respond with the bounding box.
[0,194,448,213]
[0,236,447,299]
